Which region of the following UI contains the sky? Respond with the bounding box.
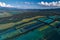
[0,0,60,9]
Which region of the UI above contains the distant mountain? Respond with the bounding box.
[0,7,20,11]
[0,6,60,12]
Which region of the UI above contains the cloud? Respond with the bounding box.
[0,1,59,9]
[0,2,14,7]
[38,1,60,7]
[19,2,34,4]
[24,2,31,4]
